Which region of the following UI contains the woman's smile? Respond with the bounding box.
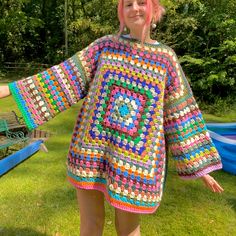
[129,15,143,19]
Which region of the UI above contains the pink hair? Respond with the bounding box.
[117,0,165,44]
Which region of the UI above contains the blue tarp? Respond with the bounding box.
[207,123,236,175]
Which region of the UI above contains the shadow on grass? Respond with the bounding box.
[0,227,48,236]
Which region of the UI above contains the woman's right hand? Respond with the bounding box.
[0,85,11,99]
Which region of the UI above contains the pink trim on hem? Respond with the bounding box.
[67,177,160,214]
[179,163,223,180]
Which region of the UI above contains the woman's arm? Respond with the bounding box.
[7,36,108,130]
[0,85,11,99]
[163,48,222,179]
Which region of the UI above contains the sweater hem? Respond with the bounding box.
[67,175,160,214]
[179,163,223,179]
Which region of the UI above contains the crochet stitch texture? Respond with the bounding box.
[9,35,222,214]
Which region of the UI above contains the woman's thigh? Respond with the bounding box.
[76,188,105,220]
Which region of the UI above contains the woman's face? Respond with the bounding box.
[123,0,148,32]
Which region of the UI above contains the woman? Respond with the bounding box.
[0,0,224,235]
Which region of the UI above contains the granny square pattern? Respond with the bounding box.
[9,35,222,214]
[88,70,161,160]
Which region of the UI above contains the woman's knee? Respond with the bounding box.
[115,208,141,236]
[80,218,105,236]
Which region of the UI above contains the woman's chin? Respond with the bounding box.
[128,22,145,31]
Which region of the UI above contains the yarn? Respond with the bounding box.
[9,35,222,214]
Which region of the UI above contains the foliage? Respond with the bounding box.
[66,0,118,54]
[156,0,236,104]
[0,0,235,109]
[0,0,44,62]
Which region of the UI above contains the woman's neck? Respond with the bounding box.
[129,29,156,44]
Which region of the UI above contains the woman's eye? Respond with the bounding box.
[139,1,146,5]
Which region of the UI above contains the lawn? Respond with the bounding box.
[0,75,236,236]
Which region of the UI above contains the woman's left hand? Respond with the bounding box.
[201,174,224,193]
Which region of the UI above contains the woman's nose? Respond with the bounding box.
[132,2,139,11]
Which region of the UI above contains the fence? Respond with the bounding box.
[2,62,50,74]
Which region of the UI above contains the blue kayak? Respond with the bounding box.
[0,140,43,176]
[207,123,236,175]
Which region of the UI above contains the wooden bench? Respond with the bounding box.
[0,112,51,156]
[0,111,27,132]
[0,119,29,151]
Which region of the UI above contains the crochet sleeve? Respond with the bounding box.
[8,37,105,130]
[163,49,222,179]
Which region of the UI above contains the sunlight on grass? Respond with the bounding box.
[203,113,236,123]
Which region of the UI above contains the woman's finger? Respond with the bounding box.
[210,180,224,193]
[201,175,224,193]
[213,182,224,193]
[204,179,223,193]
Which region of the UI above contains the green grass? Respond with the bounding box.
[204,113,236,123]
[0,77,236,236]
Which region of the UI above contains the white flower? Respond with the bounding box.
[138,167,142,174]
[130,192,135,198]
[123,190,128,196]
[137,194,142,201]
[41,107,47,112]
[116,187,121,194]
[125,163,130,170]
[109,184,114,191]
[118,160,123,166]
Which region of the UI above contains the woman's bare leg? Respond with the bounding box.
[115,208,141,236]
[76,189,105,236]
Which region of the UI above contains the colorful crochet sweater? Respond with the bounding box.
[9,35,222,214]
